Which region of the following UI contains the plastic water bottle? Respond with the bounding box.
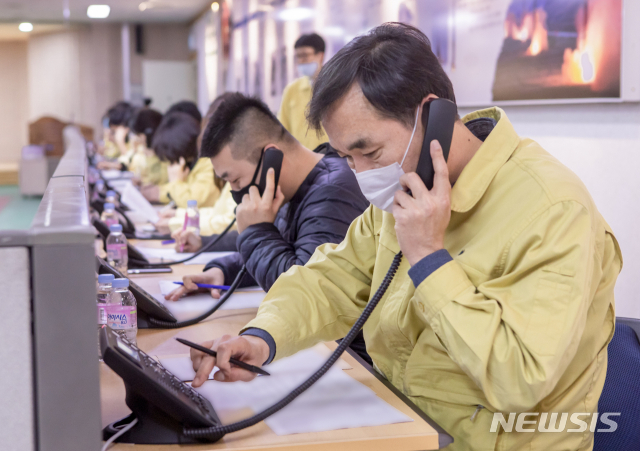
[106,223,128,272]
[92,179,105,201]
[107,278,138,346]
[105,190,118,206]
[97,273,115,358]
[185,200,200,235]
[101,202,118,228]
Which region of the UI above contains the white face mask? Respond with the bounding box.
[352,107,420,213]
[297,62,318,78]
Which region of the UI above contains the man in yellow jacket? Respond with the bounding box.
[189,24,622,450]
[278,33,329,150]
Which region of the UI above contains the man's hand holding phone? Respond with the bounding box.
[236,168,285,233]
[165,267,226,301]
[392,140,452,266]
[190,335,270,387]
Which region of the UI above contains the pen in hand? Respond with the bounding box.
[175,338,270,376]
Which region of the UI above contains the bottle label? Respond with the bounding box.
[106,305,137,330]
[107,243,127,261]
[185,214,200,230]
[104,217,118,228]
[97,305,107,325]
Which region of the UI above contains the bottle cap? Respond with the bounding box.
[109,223,123,233]
[98,274,115,284]
[112,278,130,288]
[104,202,115,210]
[187,200,197,208]
[106,190,116,198]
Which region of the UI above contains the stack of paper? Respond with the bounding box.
[120,183,159,223]
[193,347,413,435]
[136,247,235,265]
[155,280,266,313]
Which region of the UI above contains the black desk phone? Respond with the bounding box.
[100,327,222,444]
[96,256,177,328]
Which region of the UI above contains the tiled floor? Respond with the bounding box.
[0,185,42,230]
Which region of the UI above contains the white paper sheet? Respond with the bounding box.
[101,169,134,180]
[156,345,351,383]
[194,348,412,435]
[155,280,266,313]
[106,179,133,193]
[136,247,234,265]
[157,355,216,382]
[120,183,159,223]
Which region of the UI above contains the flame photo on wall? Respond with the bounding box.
[492,0,621,101]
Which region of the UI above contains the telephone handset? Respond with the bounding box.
[415,98,457,191]
[257,147,283,196]
[230,147,283,204]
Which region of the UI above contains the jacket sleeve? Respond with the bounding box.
[159,159,220,207]
[236,184,366,291]
[411,200,620,412]
[241,206,378,360]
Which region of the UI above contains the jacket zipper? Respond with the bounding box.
[470,405,484,422]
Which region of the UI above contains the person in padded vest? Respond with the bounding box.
[165,92,372,363]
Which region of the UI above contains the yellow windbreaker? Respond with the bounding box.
[168,183,237,235]
[158,157,220,208]
[243,108,622,451]
[278,76,328,150]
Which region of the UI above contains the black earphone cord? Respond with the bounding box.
[181,251,403,440]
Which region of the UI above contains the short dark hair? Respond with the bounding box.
[295,33,325,53]
[152,111,201,164]
[107,101,134,127]
[129,108,163,147]
[200,92,288,163]
[204,92,237,125]
[166,101,202,123]
[308,23,456,131]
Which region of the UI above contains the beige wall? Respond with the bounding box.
[0,41,28,163]
[0,23,190,165]
[28,24,123,137]
[130,23,192,86]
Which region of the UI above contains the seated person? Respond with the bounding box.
[186,24,621,451]
[141,111,220,208]
[126,108,168,186]
[166,93,371,362]
[166,100,202,123]
[157,93,238,247]
[97,101,134,163]
[168,182,237,251]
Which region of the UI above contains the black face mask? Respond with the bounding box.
[230,149,264,205]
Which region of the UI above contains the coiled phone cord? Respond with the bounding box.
[182,251,403,440]
[149,265,248,329]
[142,217,237,267]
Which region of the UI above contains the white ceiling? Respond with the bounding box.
[0,0,213,24]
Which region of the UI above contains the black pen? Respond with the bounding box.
[175,338,270,376]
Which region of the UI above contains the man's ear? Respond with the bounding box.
[263,143,280,152]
